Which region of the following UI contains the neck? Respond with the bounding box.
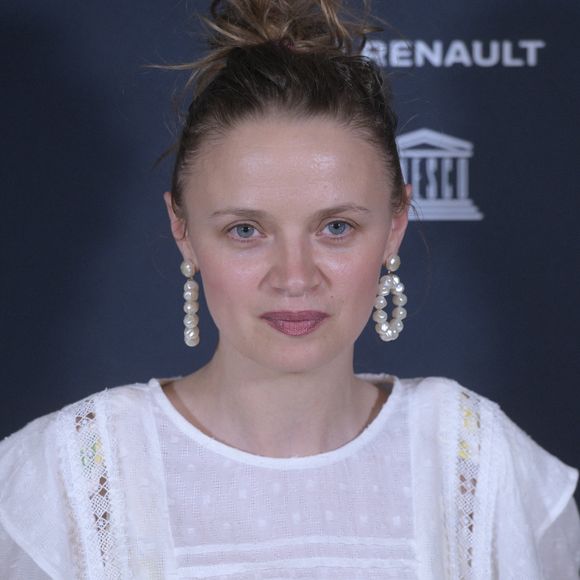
[170,341,388,458]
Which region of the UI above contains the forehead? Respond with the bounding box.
[185,116,390,210]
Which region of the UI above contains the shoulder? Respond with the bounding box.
[53,380,156,434]
[490,393,579,542]
[1,380,152,444]
[400,375,578,501]
[403,375,579,543]
[398,374,486,398]
[0,380,154,491]
[0,380,156,492]
[0,379,157,576]
[0,408,58,505]
[398,374,500,420]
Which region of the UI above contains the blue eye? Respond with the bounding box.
[227,221,353,243]
[324,221,352,236]
[229,224,257,239]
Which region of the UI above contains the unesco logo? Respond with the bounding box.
[396,129,484,221]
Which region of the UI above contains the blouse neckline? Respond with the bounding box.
[147,372,401,470]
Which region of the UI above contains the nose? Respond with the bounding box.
[267,237,323,297]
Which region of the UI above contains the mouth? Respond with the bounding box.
[260,311,329,337]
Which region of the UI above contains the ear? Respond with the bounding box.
[382,183,411,263]
[163,191,199,268]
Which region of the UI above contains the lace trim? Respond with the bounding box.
[58,391,124,579]
[455,388,482,579]
[175,535,414,557]
[178,557,417,576]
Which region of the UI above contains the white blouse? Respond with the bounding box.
[0,374,578,579]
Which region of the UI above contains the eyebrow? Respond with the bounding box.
[209,203,371,221]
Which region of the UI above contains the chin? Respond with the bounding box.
[252,352,338,375]
[218,316,359,372]
[243,334,351,375]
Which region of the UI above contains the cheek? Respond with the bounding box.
[197,254,261,321]
[329,253,382,317]
[346,262,380,309]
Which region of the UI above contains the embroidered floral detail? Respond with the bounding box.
[456,389,482,578]
[59,393,123,579]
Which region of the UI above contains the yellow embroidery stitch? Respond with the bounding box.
[80,438,104,466]
[458,438,471,460]
[463,407,476,430]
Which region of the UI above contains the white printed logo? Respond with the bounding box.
[362,39,546,68]
[397,128,483,221]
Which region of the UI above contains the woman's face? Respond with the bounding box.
[164,116,409,373]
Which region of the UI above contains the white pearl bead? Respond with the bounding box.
[184,280,198,292]
[392,293,407,306]
[394,282,405,294]
[387,255,400,271]
[183,289,199,301]
[374,296,387,309]
[183,313,199,328]
[372,309,387,323]
[379,333,395,342]
[378,286,391,297]
[381,327,397,339]
[392,306,407,320]
[180,261,194,277]
[185,335,200,347]
[184,327,200,340]
[183,301,199,314]
[390,319,404,332]
[390,275,400,286]
[379,275,392,286]
[375,322,389,334]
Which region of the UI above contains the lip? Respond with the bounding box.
[260,310,329,322]
[260,311,330,337]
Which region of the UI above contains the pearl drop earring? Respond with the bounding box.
[372,254,408,342]
[180,260,200,347]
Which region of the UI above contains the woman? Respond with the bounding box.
[1,0,578,578]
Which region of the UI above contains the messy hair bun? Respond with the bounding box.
[188,0,383,95]
[164,0,407,230]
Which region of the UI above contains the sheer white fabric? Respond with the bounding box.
[0,374,578,579]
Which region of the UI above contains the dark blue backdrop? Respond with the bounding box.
[2,0,579,500]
